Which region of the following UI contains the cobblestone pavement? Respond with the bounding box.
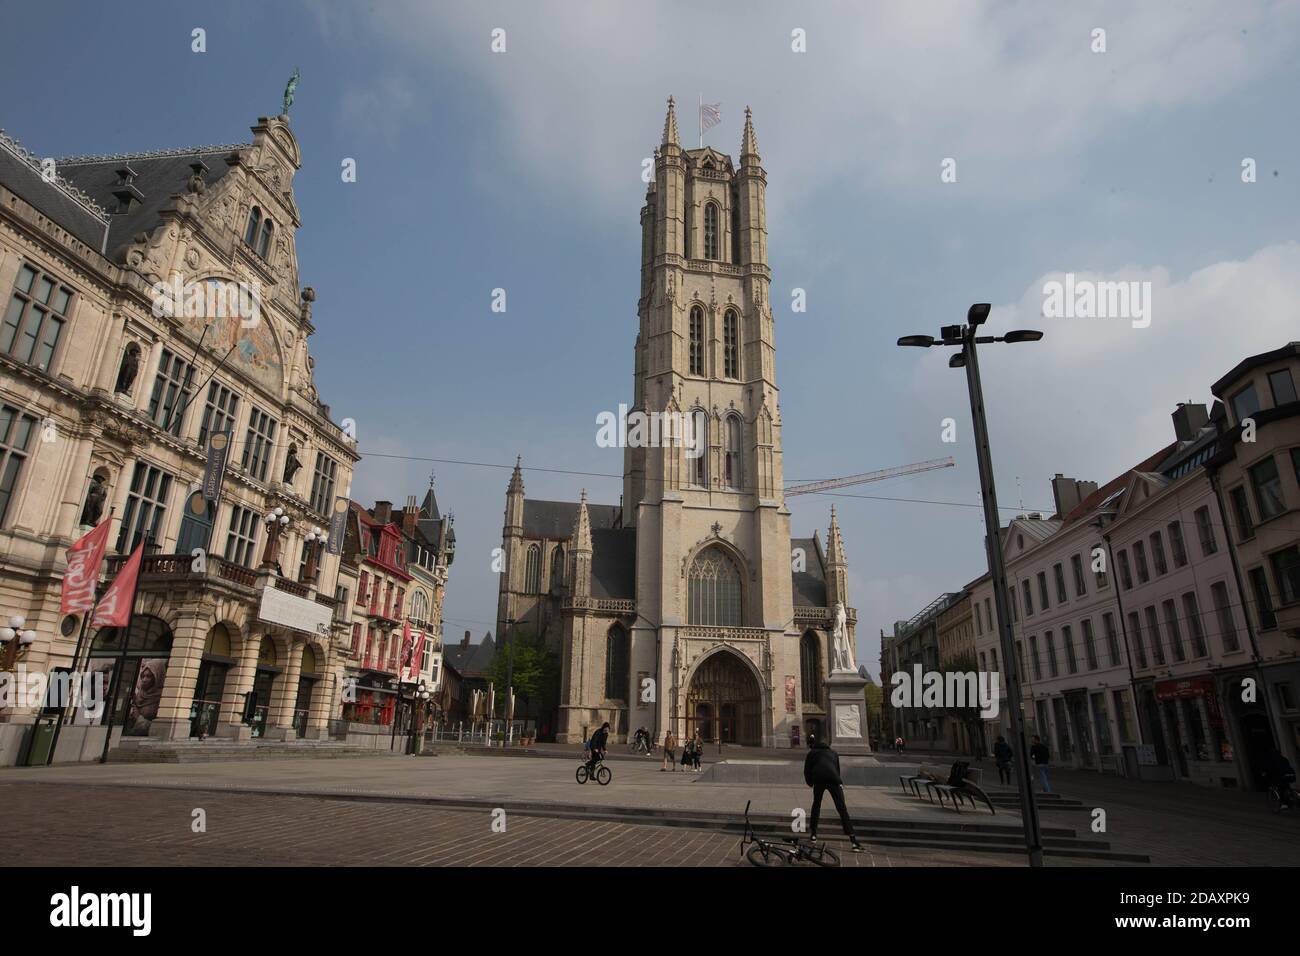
[0,783,1022,867]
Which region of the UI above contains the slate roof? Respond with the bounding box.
[590,527,637,599]
[443,634,495,677]
[56,145,245,258]
[790,536,827,607]
[522,499,621,538]
[0,130,110,250]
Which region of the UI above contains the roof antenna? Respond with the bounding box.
[1015,475,1024,511]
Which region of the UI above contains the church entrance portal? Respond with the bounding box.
[685,651,762,746]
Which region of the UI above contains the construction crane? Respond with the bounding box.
[784,456,955,497]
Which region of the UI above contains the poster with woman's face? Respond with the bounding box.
[126,658,168,736]
[75,659,117,726]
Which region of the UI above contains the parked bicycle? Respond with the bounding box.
[739,800,840,867]
[1267,780,1298,813]
[576,758,612,786]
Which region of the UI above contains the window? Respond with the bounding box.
[116,462,172,553]
[1183,592,1208,657]
[1081,619,1098,670]
[1116,550,1133,590]
[1230,383,1260,424]
[1007,588,1017,623]
[1093,546,1109,589]
[1102,613,1120,666]
[1149,532,1167,576]
[723,309,739,379]
[1194,506,1217,555]
[985,599,992,633]
[0,405,36,525]
[1062,625,1077,674]
[550,544,565,589]
[1240,568,1274,632]
[1210,581,1239,652]
[689,410,707,486]
[1022,580,1034,616]
[1091,692,1113,755]
[974,605,982,636]
[1071,554,1087,596]
[1162,599,1185,661]
[410,590,428,622]
[1167,521,1187,567]
[2,263,72,371]
[148,348,193,435]
[724,415,742,489]
[688,546,742,626]
[990,647,998,671]
[703,202,719,260]
[223,504,260,567]
[257,217,274,259]
[176,491,215,554]
[1037,571,1050,610]
[1054,563,1068,602]
[1267,367,1298,406]
[979,651,986,671]
[198,381,239,448]
[1293,448,1300,491]
[1028,635,1042,679]
[310,452,338,515]
[1113,689,1136,743]
[1016,641,1026,678]
[524,544,541,593]
[1127,612,1147,669]
[357,572,368,605]
[1044,631,1058,677]
[1249,456,1285,522]
[241,407,277,481]
[244,206,262,246]
[1229,486,1254,541]
[689,306,704,375]
[1270,546,1300,606]
[800,632,822,704]
[731,192,741,263]
[1144,606,1165,665]
[1132,541,1149,584]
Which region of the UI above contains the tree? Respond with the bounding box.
[862,681,884,743]
[487,630,560,720]
[941,651,988,758]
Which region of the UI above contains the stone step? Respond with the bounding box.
[105,741,392,763]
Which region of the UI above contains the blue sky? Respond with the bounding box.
[5,0,1300,675]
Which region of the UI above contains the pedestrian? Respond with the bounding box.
[803,734,863,853]
[692,730,704,771]
[895,735,905,753]
[682,734,696,771]
[1029,735,1051,794]
[586,721,610,776]
[993,735,1013,786]
[661,728,677,771]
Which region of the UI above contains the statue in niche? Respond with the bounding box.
[114,344,140,394]
[80,474,107,526]
[283,444,303,484]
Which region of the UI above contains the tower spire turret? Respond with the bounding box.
[740,105,760,163]
[662,95,680,147]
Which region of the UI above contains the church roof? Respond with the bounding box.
[522,498,621,539]
[56,144,245,258]
[790,536,827,607]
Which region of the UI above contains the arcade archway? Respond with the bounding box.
[685,650,762,746]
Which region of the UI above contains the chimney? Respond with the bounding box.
[402,495,418,535]
[373,500,393,525]
[462,630,471,649]
[1051,474,1095,518]
[1172,403,1209,443]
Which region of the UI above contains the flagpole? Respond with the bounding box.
[699,92,703,148]
[47,509,116,765]
[99,537,148,764]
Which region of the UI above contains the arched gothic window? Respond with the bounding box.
[689,409,708,487]
[257,217,275,259]
[524,544,541,593]
[689,305,704,376]
[724,415,743,490]
[703,202,719,260]
[688,546,742,626]
[731,190,742,263]
[605,623,629,700]
[410,590,429,622]
[800,632,822,704]
[550,544,565,589]
[723,309,739,379]
[244,206,261,246]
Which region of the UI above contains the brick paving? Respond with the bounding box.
[0,782,1020,867]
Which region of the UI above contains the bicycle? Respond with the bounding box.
[739,800,841,867]
[576,757,612,786]
[1266,779,1297,813]
[629,735,652,756]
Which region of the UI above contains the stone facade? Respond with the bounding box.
[0,115,359,760]
[496,102,856,747]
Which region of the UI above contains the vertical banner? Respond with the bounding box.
[202,430,232,504]
[408,630,426,683]
[93,542,144,628]
[327,496,349,555]
[398,619,415,680]
[61,517,112,615]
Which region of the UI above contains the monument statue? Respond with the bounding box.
[282,67,300,115]
[283,443,303,484]
[831,601,854,672]
[80,474,107,526]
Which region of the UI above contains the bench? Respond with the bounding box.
[925,767,995,814]
[899,763,946,798]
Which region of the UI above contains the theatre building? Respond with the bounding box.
[0,110,358,763]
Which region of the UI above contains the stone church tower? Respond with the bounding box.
[498,100,856,747]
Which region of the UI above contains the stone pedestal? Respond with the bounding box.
[825,671,872,755]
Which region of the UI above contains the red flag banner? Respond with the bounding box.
[60,518,112,615]
[408,631,426,683]
[399,619,415,679]
[92,543,143,628]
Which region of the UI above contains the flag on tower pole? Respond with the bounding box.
[92,541,143,629]
[699,97,721,147]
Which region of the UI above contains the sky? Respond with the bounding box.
[4,0,1300,678]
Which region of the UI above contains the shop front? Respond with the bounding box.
[1155,675,1237,788]
[189,623,236,738]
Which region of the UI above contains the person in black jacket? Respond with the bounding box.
[586,722,610,775]
[993,735,1014,785]
[803,735,862,852]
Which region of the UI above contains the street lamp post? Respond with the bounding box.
[898,303,1045,867]
[0,615,37,672]
[260,507,291,571]
[301,526,328,585]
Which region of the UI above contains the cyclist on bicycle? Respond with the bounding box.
[586,721,610,775]
[1264,747,1297,809]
